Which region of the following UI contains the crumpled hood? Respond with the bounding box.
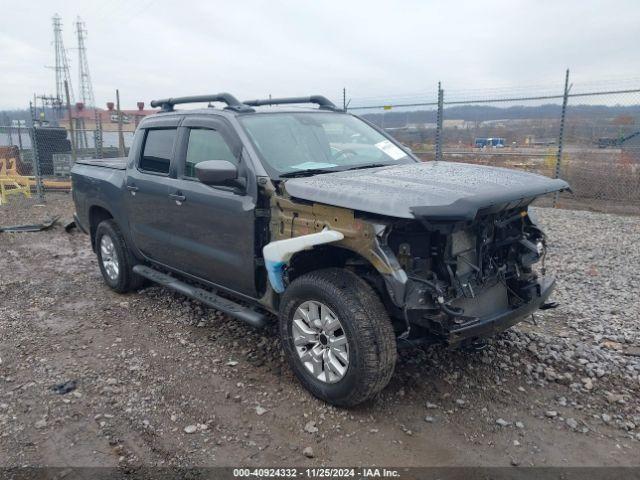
[283,162,570,221]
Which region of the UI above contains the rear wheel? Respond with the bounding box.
[95,219,145,293]
[279,268,397,407]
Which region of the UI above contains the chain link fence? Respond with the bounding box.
[350,75,640,216]
[558,86,640,214]
[0,121,134,224]
[349,93,441,161]
[2,76,639,222]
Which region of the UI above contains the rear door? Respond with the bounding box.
[125,116,181,263]
[162,115,258,297]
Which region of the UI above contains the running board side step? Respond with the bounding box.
[133,265,268,329]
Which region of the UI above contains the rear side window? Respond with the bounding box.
[139,129,176,174]
[184,128,237,178]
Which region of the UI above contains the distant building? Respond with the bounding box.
[443,119,470,129]
[58,101,157,132]
[404,120,474,130]
[406,122,436,130]
[524,135,555,146]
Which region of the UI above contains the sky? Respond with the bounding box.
[0,0,639,110]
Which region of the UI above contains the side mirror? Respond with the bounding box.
[195,160,244,190]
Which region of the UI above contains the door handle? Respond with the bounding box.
[169,193,186,203]
[126,185,139,192]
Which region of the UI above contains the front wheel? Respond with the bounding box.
[279,268,397,407]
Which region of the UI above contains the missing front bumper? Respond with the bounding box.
[446,276,556,346]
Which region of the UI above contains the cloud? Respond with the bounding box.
[1,0,638,109]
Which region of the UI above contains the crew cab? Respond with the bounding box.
[71,93,569,406]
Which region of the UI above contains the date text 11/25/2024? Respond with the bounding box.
[232,467,401,478]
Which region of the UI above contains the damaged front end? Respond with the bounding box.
[387,207,554,346]
[265,189,555,348]
[265,162,567,347]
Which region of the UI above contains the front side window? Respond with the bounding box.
[184,128,237,178]
[239,112,414,176]
[139,128,176,174]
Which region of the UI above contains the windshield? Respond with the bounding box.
[238,112,414,176]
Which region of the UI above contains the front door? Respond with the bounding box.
[163,116,258,297]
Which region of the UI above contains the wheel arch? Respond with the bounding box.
[287,245,396,314]
[88,205,114,251]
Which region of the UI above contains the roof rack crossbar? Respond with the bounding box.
[242,95,338,111]
[150,93,254,112]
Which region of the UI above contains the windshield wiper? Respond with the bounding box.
[341,163,388,172]
[279,168,340,178]
[279,163,389,179]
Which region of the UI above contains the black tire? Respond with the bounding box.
[95,219,145,293]
[279,268,397,407]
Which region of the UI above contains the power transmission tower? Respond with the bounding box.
[75,17,95,108]
[52,14,75,106]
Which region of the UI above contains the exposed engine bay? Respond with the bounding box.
[383,207,552,345]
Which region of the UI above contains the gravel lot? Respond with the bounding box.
[1,194,639,468]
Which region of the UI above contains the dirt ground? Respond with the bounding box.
[1,193,639,469]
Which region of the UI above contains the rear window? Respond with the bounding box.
[139,129,176,174]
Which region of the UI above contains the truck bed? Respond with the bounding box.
[76,157,127,170]
[71,158,128,235]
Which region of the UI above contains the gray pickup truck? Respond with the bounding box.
[71,93,568,406]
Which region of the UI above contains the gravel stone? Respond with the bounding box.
[304,421,318,434]
[184,425,198,434]
[255,406,268,416]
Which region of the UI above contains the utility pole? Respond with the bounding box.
[29,99,36,126]
[65,81,77,163]
[343,88,346,111]
[435,82,444,162]
[116,89,125,157]
[94,108,103,159]
[553,69,570,208]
